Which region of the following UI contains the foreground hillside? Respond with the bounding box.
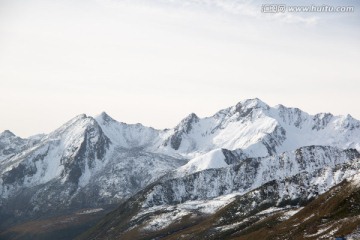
[79,172,360,240]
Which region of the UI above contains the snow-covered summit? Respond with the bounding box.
[161,98,360,157]
[163,113,200,151]
[95,112,160,149]
[95,112,116,125]
[235,98,270,113]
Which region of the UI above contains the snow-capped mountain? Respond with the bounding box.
[0,114,110,193]
[0,113,185,222]
[1,98,360,239]
[161,98,360,157]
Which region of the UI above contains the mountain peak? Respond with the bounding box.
[95,112,116,125]
[76,113,87,119]
[240,98,268,108]
[47,113,93,139]
[0,130,16,138]
[66,113,89,125]
[176,113,199,132]
[184,113,199,122]
[234,98,269,118]
[164,113,200,150]
[68,114,87,123]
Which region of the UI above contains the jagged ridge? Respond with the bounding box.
[1,98,360,239]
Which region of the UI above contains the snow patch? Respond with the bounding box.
[349,171,360,187]
[143,209,190,231]
[177,149,227,174]
[138,193,238,232]
[304,224,334,238]
[279,207,303,220]
[77,208,104,215]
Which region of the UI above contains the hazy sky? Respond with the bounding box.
[1,0,360,137]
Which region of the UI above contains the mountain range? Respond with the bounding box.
[1,98,360,239]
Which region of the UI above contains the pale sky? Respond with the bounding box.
[1,0,359,137]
